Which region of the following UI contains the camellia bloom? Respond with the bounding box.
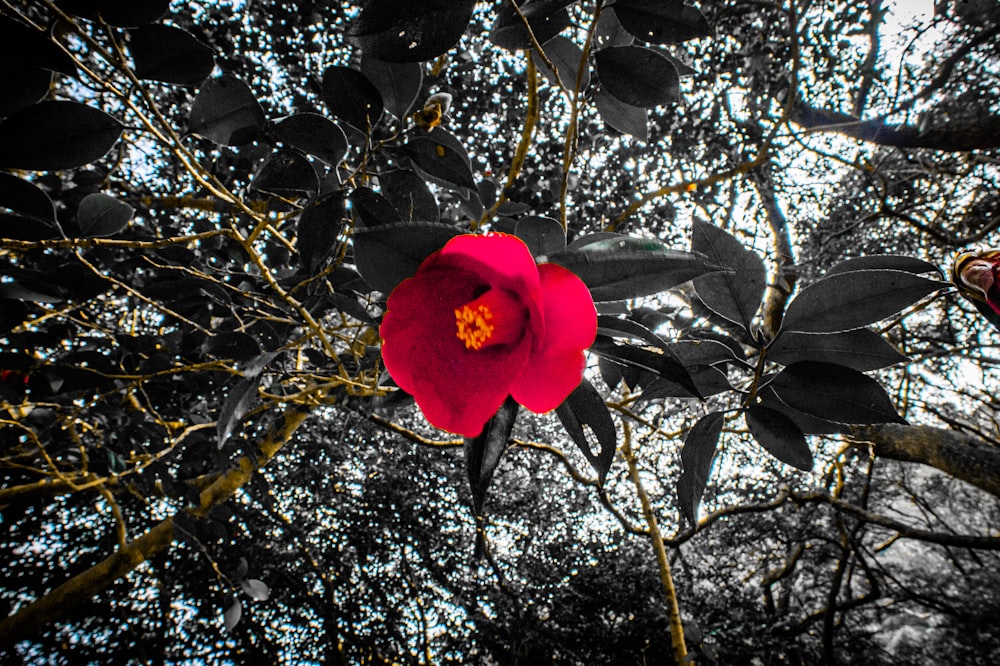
[953,249,1000,315]
[380,233,597,437]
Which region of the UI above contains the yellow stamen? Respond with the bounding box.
[455,304,495,350]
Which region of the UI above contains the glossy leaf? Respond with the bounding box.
[758,386,851,435]
[361,58,423,120]
[594,90,648,141]
[691,219,767,331]
[130,25,215,85]
[273,113,348,166]
[555,378,617,484]
[0,172,56,220]
[744,405,812,471]
[642,365,732,399]
[516,216,566,257]
[595,46,679,108]
[491,1,572,51]
[401,133,476,191]
[352,0,476,62]
[766,361,906,425]
[250,151,319,198]
[669,339,741,367]
[351,187,402,227]
[825,254,942,277]
[322,66,383,133]
[767,329,908,371]
[188,74,264,146]
[590,337,701,398]
[0,101,122,170]
[677,411,724,525]
[465,396,518,515]
[596,314,669,350]
[612,0,712,44]
[217,374,261,448]
[77,193,134,237]
[379,170,439,222]
[532,36,591,91]
[781,270,948,333]
[298,194,347,274]
[353,222,462,294]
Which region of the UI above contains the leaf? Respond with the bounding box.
[642,365,732,400]
[690,219,767,331]
[379,170,439,222]
[361,58,423,120]
[217,374,261,448]
[677,411,724,525]
[130,24,215,85]
[766,361,906,425]
[240,578,270,601]
[56,0,169,27]
[669,339,741,367]
[0,15,77,77]
[188,74,265,146]
[597,314,669,349]
[353,222,462,294]
[767,329,909,371]
[612,0,712,44]
[758,386,851,435]
[594,90,648,141]
[744,405,812,471]
[515,216,565,257]
[0,172,56,220]
[352,0,476,62]
[298,193,347,274]
[351,187,402,227]
[321,66,383,133]
[222,597,242,632]
[0,67,52,119]
[250,150,319,198]
[781,270,948,333]
[204,331,261,363]
[555,379,617,484]
[590,337,702,398]
[825,254,942,277]
[77,193,134,237]
[401,133,476,191]
[465,396,518,515]
[273,113,348,166]
[531,36,591,91]
[491,1,573,51]
[0,299,28,334]
[547,236,725,301]
[0,101,123,170]
[595,46,679,108]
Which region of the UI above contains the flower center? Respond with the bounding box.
[455,303,495,350]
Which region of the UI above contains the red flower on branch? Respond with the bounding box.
[953,249,1000,315]
[380,233,597,437]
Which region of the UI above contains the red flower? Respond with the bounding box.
[953,249,1000,315]
[380,233,597,437]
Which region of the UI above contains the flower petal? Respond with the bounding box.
[510,263,596,413]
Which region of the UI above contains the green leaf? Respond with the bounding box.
[555,379,617,484]
[465,396,518,516]
[516,216,565,257]
[491,0,573,51]
[273,113,348,166]
[350,187,402,227]
[0,101,122,170]
[188,74,265,146]
[766,361,906,425]
[0,172,56,220]
[594,90,648,141]
[825,254,942,277]
[130,24,215,85]
[767,329,909,371]
[379,170,439,223]
[691,219,767,331]
[321,66,383,133]
[677,411,724,525]
[250,150,319,198]
[744,405,812,471]
[612,0,712,44]
[298,193,347,274]
[353,222,462,294]
[548,235,725,301]
[361,58,423,120]
[531,36,591,91]
[595,46,679,108]
[401,132,476,191]
[781,270,948,333]
[77,193,134,237]
[352,0,476,62]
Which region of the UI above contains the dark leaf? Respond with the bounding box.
[669,339,741,367]
[273,113,348,166]
[350,187,402,227]
[594,90,648,141]
[744,405,812,471]
[130,25,214,85]
[401,132,476,191]
[76,193,134,237]
[204,331,261,363]
[222,597,242,632]
[758,386,851,435]
[0,16,77,77]
[781,270,948,333]
[691,219,767,331]
[352,0,476,62]
[56,0,169,26]
[677,411,724,525]
[590,337,701,398]
[597,315,668,349]
[594,6,635,50]
[298,193,347,274]
[353,222,462,294]
[0,213,59,241]
[379,170,439,222]
[766,361,906,425]
[0,172,56,220]
[465,396,518,515]
[595,46,679,108]
[768,329,909,371]
[188,74,265,146]
[491,1,573,51]
[555,379,617,483]
[515,216,565,257]
[361,58,423,120]
[531,36,591,91]
[322,66,383,133]
[612,0,712,44]
[250,150,319,198]
[642,365,732,399]
[52,262,111,302]
[0,101,122,170]
[217,374,261,448]
[825,254,942,277]
[0,300,28,334]
[548,235,726,301]
[0,67,52,119]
